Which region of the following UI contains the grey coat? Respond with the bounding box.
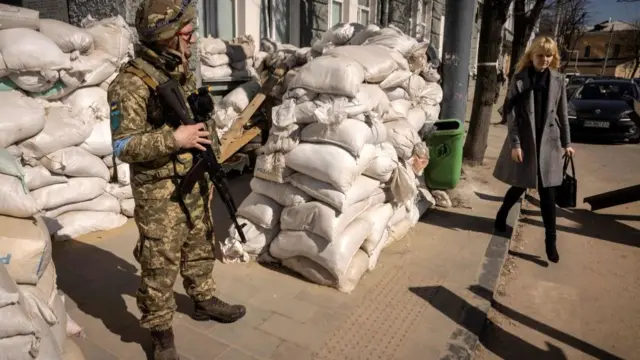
[493,69,571,189]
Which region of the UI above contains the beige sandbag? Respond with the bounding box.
[49,211,127,241]
[0,173,40,218]
[40,147,110,181]
[288,173,382,212]
[236,192,283,229]
[288,56,365,97]
[0,28,71,71]
[0,216,52,285]
[24,165,68,191]
[282,250,369,293]
[120,198,135,217]
[363,142,399,182]
[31,177,107,211]
[0,90,46,148]
[44,193,120,218]
[39,19,94,54]
[249,177,310,207]
[358,203,395,254]
[300,118,386,157]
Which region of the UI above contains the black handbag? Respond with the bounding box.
[556,156,577,208]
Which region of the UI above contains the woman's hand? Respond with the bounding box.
[511,148,523,163]
[565,147,575,157]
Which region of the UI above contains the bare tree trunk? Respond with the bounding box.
[463,0,513,165]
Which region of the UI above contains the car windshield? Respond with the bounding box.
[575,83,633,101]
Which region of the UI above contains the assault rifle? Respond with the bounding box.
[156,79,247,243]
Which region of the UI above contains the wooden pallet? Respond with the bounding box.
[217,68,285,163]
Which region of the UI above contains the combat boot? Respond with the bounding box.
[192,296,246,323]
[150,328,179,360]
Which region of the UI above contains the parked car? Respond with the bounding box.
[566,75,598,99]
[567,79,640,143]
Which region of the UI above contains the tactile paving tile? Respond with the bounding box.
[313,268,439,360]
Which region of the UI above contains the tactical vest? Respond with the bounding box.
[121,58,196,185]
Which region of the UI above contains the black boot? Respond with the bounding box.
[150,328,179,360]
[545,231,560,263]
[192,296,246,323]
[494,208,509,233]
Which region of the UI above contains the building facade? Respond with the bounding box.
[568,20,639,78]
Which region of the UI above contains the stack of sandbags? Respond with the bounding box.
[0,216,84,359]
[221,24,442,293]
[200,35,260,81]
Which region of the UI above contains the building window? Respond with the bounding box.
[203,0,235,40]
[613,44,621,58]
[358,0,371,25]
[584,45,591,58]
[330,0,343,27]
[415,0,431,41]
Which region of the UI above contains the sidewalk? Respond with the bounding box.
[53,103,514,360]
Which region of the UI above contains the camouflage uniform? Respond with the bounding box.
[108,0,242,336]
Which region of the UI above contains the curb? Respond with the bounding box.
[438,195,524,360]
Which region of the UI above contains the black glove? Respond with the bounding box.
[188,86,214,119]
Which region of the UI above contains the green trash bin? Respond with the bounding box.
[424,119,465,190]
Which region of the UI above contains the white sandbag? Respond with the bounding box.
[0,54,6,78]
[390,164,419,204]
[357,203,395,254]
[0,173,40,217]
[253,153,293,184]
[288,56,365,97]
[325,45,398,83]
[0,28,71,71]
[236,192,283,229]
[5,145,21,159]
[362,27,418,56]
[120,198,135,217]
[9,70,59,92]
[0,148,24,179]
[211,107,238,129]
[357,84,390,115]
[0,295,38,344]
[68,50,119,87]
[221,80,261,113]
[0,216,52,285]
[313,23,357,50]
[285,143,376,193]
[313,95,368,122]
[384,86,410,101]
[113,163,130,185]
[62,86,109,121]
[49,292,67,352]
[0,90,46,148]
[50,211,127,241]
[423,103,441,122]
[18,284,67,352]
[201,64,232,80]
[280,193,383,242]
[293,101,319,124]
[363,142,399,182]
[367,229,389,271]
[270,218,371,279]
[35,262,56,304]
[385,120,421,160]
[201,53,229,67]
[40,146,110,181]
[282,250,369,293]
[249,177,310,207]
[384,99,412,121]
[380,70,412,90]
[27,78,78,101]
[82,15,133,64]
[24,165,68,191]
[44,193,120,218]
[288,173,382,212]
[102,154,123,168]
[20,104,94,160]
[407,108,427,133]
[79,120,112,157]
[31,177,106,211]
[105,183,132,200]
[348,24,380,45]
[223,216,279,258]
[300,118,386,157]
[39,19,94,54]
[200,36,227,55]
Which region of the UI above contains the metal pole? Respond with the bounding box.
[602,18,615,75]
[440,0,477,121]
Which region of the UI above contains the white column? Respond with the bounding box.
[345,0,359,23]
[236,0,262,43]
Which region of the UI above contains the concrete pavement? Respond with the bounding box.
[51,120,520,359]
[476,135,640,359]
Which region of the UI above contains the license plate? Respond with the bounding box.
[584,120,610,128]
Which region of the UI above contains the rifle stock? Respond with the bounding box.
[156,79,248,243]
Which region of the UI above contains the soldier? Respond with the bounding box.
[107,0,246,358]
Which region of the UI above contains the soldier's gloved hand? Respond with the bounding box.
[174,123,212,151]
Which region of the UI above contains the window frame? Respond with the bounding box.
[357,0,372,26]
[328,0,344,27]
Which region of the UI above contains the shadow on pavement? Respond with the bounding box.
[420,209,497,236]
[508,250,549,268]
[522,194,640,248]
[410,285,568,360]
[474,191,505,203]
[467,285,625,360]
[50,175,253,359]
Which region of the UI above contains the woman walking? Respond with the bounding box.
[493,36,575,263]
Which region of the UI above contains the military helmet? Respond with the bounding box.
[135,0,196,43]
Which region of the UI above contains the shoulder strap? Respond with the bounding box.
[124,58,171,91]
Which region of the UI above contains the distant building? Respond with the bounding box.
[567,20,640,78]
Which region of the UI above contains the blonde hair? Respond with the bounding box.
[515,36,561,73]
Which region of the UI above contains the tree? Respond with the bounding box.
[509,0,548,78]
[538,0,590,70]
[619,21,640,78]
[462,0,514,165]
